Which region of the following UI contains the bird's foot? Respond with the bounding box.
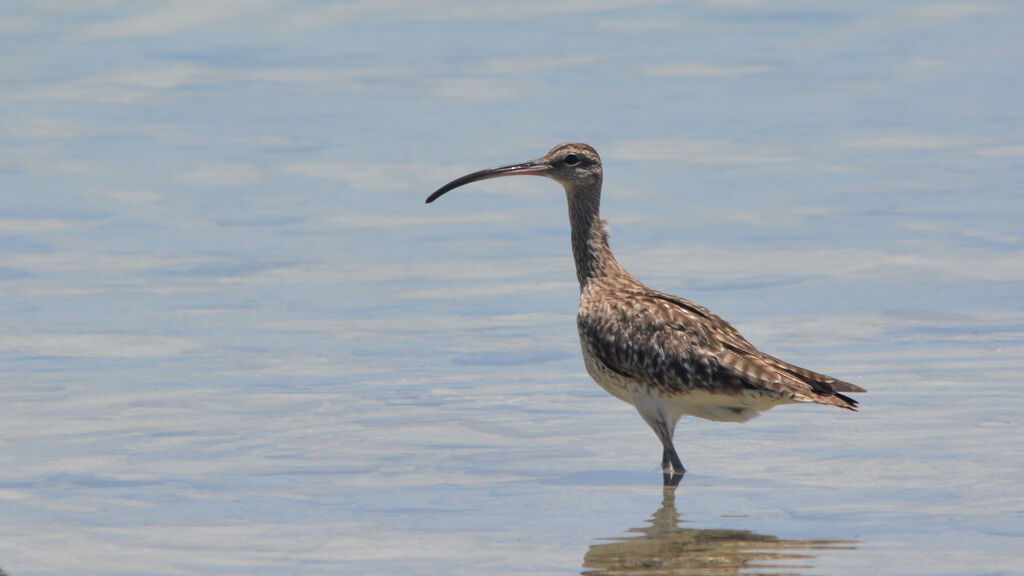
[662,469,685,488]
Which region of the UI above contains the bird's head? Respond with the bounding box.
[426,142,602,204]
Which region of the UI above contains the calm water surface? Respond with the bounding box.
[1,2,1022,575]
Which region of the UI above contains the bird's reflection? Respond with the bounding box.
[583,487,856,575]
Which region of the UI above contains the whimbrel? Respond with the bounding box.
[426,143,865,486]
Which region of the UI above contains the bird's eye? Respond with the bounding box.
[564,153,580,166]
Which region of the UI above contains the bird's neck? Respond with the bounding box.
[567,184,632,290]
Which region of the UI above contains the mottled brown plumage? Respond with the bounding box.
[427,142,865,485]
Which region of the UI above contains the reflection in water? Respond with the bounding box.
[583,488,856,575]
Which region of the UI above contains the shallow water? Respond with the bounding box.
[1,2,1023,575]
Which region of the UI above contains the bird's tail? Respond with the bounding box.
[763,355,865,411]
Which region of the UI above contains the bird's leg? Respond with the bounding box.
[637,405,686,486]
[662,442,685,486]
[659,446,684,485]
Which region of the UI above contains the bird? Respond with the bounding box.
[426,142,865,486]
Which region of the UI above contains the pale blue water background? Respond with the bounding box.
[1,2,1022,575]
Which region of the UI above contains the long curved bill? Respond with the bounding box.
[426,158,551,204]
